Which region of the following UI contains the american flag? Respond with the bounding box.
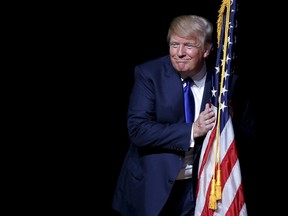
[194,0,248,215]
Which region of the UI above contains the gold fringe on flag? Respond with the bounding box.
[217,0,228,47]
[208,178,217,210]
[215,168,222,200]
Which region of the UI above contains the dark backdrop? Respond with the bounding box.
[49,1,269,215]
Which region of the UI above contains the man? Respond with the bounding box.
[112,15,231,216]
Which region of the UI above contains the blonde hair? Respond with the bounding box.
[167,15,213,49]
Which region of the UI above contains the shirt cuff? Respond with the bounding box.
[190,124,195,148]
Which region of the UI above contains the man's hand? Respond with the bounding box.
[193,103,216,138]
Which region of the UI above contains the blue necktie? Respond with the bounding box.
[183,78,195,123]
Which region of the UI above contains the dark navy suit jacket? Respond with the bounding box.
[112,55,214,216]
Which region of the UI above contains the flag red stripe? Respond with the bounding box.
[226,184,246,216]
[220,139,238,190]
[196,124,217,196]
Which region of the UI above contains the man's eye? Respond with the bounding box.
[170,43,179,48]
[186,44,196,49]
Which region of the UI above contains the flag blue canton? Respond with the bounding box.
[212,0,237,132]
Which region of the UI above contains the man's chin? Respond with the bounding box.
[176,63,187,70]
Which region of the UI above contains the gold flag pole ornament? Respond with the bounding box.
[208,0,231,210]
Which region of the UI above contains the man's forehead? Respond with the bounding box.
[170,34,198,43]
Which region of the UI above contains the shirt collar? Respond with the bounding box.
[183,63,207,88]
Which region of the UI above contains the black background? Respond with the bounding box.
[40,0,280,215]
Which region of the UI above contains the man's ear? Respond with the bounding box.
[204,50,210,58]
[203,45,213,58]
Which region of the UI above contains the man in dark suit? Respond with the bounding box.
[112,15,253,216]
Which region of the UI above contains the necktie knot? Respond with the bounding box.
[184,77,193,87]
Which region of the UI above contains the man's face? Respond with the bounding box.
[169,34,209,77]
